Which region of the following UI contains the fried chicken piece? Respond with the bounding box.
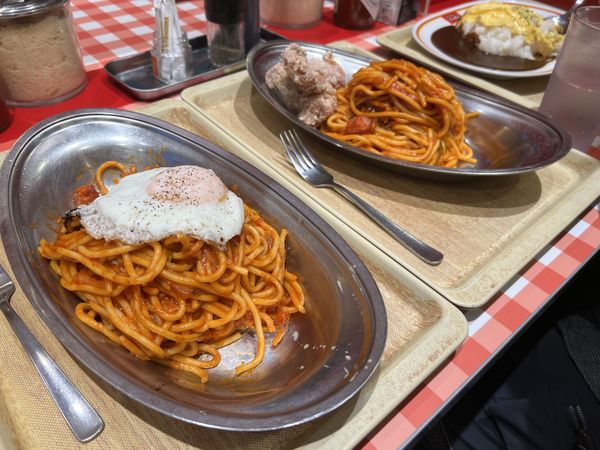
[265,43,345,127]
[298,94,340,127]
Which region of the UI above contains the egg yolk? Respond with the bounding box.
[146,166,228,204]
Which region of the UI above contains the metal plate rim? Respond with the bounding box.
[0,108,388,431]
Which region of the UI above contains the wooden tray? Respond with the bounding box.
[0,106,466,450]
[179,63,600,309]
[374,26,548,108]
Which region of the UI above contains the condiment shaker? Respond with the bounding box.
[333,0,380,29]
[205,0,246,67]
[0,0,87,107]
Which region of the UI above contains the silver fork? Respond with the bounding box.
[280,129,443,265]
[0,263,104,442]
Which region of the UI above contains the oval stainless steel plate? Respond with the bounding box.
[246,41,572,180]
[0,109,387,431]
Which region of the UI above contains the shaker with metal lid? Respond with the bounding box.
[0,0,87,107]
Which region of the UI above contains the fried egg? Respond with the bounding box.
[78,165,244,245]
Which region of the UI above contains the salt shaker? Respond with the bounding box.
[205,0,246,67]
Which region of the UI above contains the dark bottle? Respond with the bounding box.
[0,88,10,133]
[244,0,261,54]
[333,0,375,29]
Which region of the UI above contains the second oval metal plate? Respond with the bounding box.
[246,40,571,181]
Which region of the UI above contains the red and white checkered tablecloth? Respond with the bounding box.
[72,0,207,70]
[363,204,600,449]
[8,1,600,449]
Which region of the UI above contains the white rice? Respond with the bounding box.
[461,22,536,60]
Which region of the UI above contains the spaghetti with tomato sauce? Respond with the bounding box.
[320,59,478,168]
[38,161,306,383]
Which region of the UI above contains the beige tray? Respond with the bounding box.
[0,108,466,449]
[180,62,600,309]
[374,26,548,108]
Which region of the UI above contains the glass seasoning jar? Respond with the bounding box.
[333,0,377,29]
[0,0,87,107]
[205,0,246,67]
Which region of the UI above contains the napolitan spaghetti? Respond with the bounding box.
[38,161,306,383]
[320,59,478,168]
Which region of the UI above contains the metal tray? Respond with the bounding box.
[0,108,387,431]
[246,41,571,181]
[105,30,285,100]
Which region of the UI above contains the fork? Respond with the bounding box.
[0,263,104,442]
[280,130,443,265]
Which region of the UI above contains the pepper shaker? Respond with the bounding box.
[205,0,246,67]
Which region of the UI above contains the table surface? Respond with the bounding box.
[0,0,599,449]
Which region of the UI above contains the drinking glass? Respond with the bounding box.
[260,0,323,29]
[539,6,600,151]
